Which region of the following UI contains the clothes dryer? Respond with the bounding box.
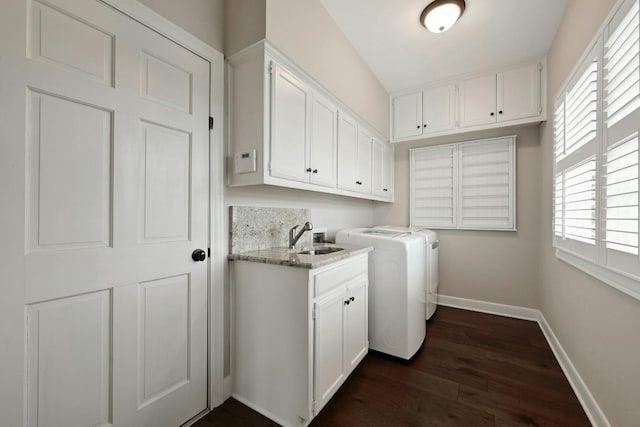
[335,228,426,359]
[374,226,439,320]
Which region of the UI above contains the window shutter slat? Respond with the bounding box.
[554,101,566,161]
[411,146,456,227]
[563,157,597,245]
[605,1,640,127]
[459,139,514,229]
[565,59,599,155]
[605,132,640,255]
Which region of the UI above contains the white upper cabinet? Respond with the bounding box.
[227,42,392,202]
[459,74,498,128]
[310,94,338,188]
[270,63,311,183]
[337,111,359,192]
[391,85,455,140]
[391,59,546,143]
[338,112,377,195]
[423,84,457,134]
[356,127,373,194]
[372,138,394,199]
[391,92,422,139]
[497,63,541,122]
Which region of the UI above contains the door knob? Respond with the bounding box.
[192,249,206,262]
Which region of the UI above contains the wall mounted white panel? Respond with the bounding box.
[138,274,191,407]
[29,0,114,86]
[27,291,112,427]
[27,90,112,252]
[140,121,191,243]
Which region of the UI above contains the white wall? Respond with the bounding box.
[539,0,640,425]
[374,126,541,308]
[139,0,224,52]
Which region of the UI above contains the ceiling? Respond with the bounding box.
[320,0,569,93]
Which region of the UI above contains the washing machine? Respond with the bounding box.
[375,226,439,320]
[335,228,426,360]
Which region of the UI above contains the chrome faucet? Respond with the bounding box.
[289,222,313,250]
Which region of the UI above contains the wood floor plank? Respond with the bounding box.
[195,306,590,427]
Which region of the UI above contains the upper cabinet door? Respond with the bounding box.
[392,92,423,139]
[337,111,359,192]
[422,85,456,134]
[270,63,311,183]
[383,144,394,198]
[497,63,541,122]
[356,128,373,194]
[458,74,497,128]
[371,139,385,197]
[310,94,338,188]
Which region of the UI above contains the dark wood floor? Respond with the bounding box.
[195,307,590,427]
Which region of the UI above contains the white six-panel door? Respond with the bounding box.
[2,0,210,426]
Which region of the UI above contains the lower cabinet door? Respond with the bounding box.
[313,287,346,413]
[344,278,368,372]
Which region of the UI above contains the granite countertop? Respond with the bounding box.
[228,243,373,269]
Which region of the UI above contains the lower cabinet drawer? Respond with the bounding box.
[313,256,367,297]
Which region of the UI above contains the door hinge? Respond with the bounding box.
[209,116,214,130]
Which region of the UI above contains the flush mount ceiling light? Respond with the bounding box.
[420,0,466,33]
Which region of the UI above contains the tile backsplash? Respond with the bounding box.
[229,206,311,254]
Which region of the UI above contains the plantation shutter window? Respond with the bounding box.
[553,42,600,261]
[410,136,515,231]
[458,139,515,230]
[410,145,457,228]
[552,0,640,301]
[604,0,639,130]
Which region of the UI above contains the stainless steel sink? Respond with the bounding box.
[297,247,344,255]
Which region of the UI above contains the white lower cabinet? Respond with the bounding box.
[231,255,369,427]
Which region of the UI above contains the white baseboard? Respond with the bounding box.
[437,295,610,427]
[536,312,611,427]
[437,295,539,321]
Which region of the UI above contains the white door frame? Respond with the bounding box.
[99,0,226,410]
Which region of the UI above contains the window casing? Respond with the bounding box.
[411,136,516,231]
[553,0,640,300]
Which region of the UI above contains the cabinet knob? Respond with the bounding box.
[499,110,503,114]
[383,188,388,192]
[423,124,427,128]
[306,168,312,172]
[416,125,420,129]
[344,300,350,305]
[350,296,355,302]
[490,112,495,116]
[312,169,318,174]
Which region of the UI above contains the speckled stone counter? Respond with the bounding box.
[228,243,372,269]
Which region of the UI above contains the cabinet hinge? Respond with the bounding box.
[538,63,543,72]
[209,116,214,130]
[208,248,211,258]
[312,306,316,320]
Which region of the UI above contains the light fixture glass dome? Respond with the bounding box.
[421,0,466,33]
